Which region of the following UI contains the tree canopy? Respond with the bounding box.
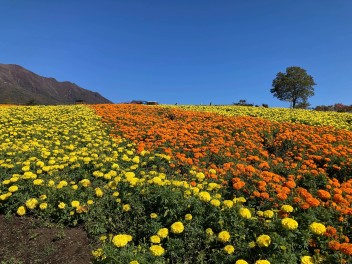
[271,66,316,108]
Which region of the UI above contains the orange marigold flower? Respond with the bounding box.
[253,191,261,197]
[317,190,331,200]
[328,240,340,251]
[300,203,310,210]
[342,236,350,243]
[306,197,320,207]
[260,192,270,199]
[259,162,270,170]
[277,192,287,201]
[325,226,337,237]
[233,181,245,190]
[285,181,296,189]
[293,197,301,204]
[339,243,352,255]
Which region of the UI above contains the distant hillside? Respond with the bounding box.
[0,64,112,105]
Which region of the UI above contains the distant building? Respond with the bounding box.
[130,100,146,104]
[75,99,85,104]
[130,100,158,105]
[146,101,158,105]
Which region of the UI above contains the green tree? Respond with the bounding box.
[271,66,316,108]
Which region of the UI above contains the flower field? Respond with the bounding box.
[1,104,351,264]
[161,105,352,131]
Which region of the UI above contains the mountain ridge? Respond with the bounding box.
[0,64,112,105]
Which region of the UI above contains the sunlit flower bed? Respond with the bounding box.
[0,104,351,263]
[162,105,352,130]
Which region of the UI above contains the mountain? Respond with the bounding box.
[0,64,112,105]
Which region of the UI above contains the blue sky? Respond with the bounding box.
[1,0,352,106]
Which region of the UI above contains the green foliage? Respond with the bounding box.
[271,66,316,108]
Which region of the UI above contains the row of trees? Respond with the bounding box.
[315,103,352,113]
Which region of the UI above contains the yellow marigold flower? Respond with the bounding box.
[281,204,294,213]
[33,179,44,185]
[281,218,298,230]
[237,197,246,203]
[218,219,224,227]
[71,200,80,208]
[256,235,271,247]
[196,172,205,181]
[171,222,184,234]
[2,180,11,185]
[223,200,234,208]
[99,235,107,241]
[48,180,55,187]
[95,187,104,197]
[150,235,161,244]
[40,194,47,200]
[248,241,256,248]
[192,187,200,194]
[235,260,249,264]
[10,176,19,183]
[17,206,26,216]
[218,231,231,243]
[223,245,235,254]
[58,202,66,209]
[91,248,104,258]
[112,234,132,247]
[198,191,211,202]
[150,213,158,219]
[209,169,216,174]
[301,256,314,264]
[239,207,252,219]
[25,198,38,209]
[206,228,214,236]
[263,210,274,218]
[255,260,271,264]
[57,180,68,188]
[93,171,104,177]
[87,199,94,205]
[257,211,264,217]
[207,182,219,191]
[130,261,139,264]
[214,193,222,199]
[123,204,131,212]
[309,222,326,235]
[184,190,191,197]
[0,194,8,201]
[132,156,140,163]
[185,214,193,221]
[83,157,91,164]
[157,228,168,239]
[23,171,36,179]
[39,203,48,210]
[113,191,120,197]
[149,245,165,256]
[8,185,18,193]
[125,171,135,178]
[22,165,30,172]
[80,179,91,187]
[210,199,221,207]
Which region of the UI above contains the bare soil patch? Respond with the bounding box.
[0,214,92,264]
